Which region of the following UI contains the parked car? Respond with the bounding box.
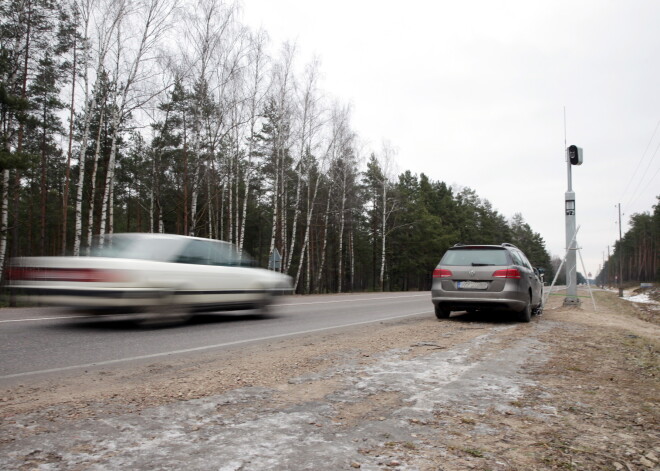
[7,233,293,322]
[431,243,544,322]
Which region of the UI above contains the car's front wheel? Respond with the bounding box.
[434,304,451,319]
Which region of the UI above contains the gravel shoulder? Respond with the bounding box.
[1,288,659,470]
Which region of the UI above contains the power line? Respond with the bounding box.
[619,118,660,206]
[627,164,660,212]
[623,138,660,214]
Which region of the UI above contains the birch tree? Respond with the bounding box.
[98,0,176,239]
[72,0,121,255]
[376,142,397,290]
[236,28,269,252]
[326,103,356,292]
[284,57,322,275]
[263,43,295,269]
[293,97,344,293]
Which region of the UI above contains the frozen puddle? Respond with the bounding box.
[1,325,549,470]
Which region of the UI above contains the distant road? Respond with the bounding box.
[0,292,430,382]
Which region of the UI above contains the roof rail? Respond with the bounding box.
[452,243,465,247]
[501,243,518,248]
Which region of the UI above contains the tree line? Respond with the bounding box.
[0,0,553,293]
[596,197,659,285]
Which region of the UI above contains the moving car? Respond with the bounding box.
[7,233,293,321]
[431,243,544,322]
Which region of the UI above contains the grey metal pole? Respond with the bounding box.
[564,149,580,306]
[618,203,623,297]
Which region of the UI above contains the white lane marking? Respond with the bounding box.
[0,315,91,324]
[0,293,430,324]
[278,293,428,306]
[0,310,430,380]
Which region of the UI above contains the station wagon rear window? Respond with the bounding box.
[440,248,508,266]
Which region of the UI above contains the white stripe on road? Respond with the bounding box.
[0,315,92,324]
[278,293,428,306]
[0,310,430,380]
[0,293,430,324]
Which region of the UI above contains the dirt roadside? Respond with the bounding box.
[1,288,658,470]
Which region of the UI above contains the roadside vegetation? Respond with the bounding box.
[596,198,659,286]
[0,0,553,294]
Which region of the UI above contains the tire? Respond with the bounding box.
[532,289,543,316]
[135,290,193,326]
[517,296,532,323]
[434,304,451,319]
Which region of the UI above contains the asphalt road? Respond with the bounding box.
[0,292,431,383]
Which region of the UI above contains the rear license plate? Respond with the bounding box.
[457,281,488,290]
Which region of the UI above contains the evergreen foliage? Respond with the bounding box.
[0,0,561,293]
[597,196,660,284]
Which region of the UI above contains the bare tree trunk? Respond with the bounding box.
[305,231,312,294]
[294,184,311,291]
[62,31,77,255]
[379,181,387,290]
[315,193,331,293]
[207,156,214,238]
[85,108,105,253]
[280,161,288,270]
[99,108,120,237]
[349,230,355,291]
[189,143,201,236]
[149,155,155,233]
[227,154,233,242]
[338,180,346,293]
[268,156,280,264]
[73,95,93,255]
[40,103,48,254]
[0,170,9,282]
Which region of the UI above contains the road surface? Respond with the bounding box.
[1,289,658,471]
[0,292,430,383]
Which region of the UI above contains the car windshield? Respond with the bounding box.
[90,235,182,262]
[440,248,508,266]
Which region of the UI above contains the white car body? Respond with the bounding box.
[8,233,293,317]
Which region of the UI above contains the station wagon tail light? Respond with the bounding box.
[433,269,453,278]
[8,267,129,283]
[492,268,521,279]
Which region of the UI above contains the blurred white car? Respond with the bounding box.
[7,233,293,320]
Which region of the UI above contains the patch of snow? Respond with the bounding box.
[0,325,553,470]
[624,293,656,304]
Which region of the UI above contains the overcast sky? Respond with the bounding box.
[241,0,660,279]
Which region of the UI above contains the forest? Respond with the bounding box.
[0,0,554,294]
[596,197,660,286]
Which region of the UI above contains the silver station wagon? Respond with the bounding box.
[431,243,544,322]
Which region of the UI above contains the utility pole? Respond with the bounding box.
[617,203,623,297]
[607,245,611,287]
[563,144,582,306]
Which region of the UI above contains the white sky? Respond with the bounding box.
[240,0,660,278]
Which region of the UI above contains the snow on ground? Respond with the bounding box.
[624,293,655,304]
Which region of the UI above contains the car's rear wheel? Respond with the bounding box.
[517,295,532,323]
[532,300,543,316]
[434,304,451,319]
